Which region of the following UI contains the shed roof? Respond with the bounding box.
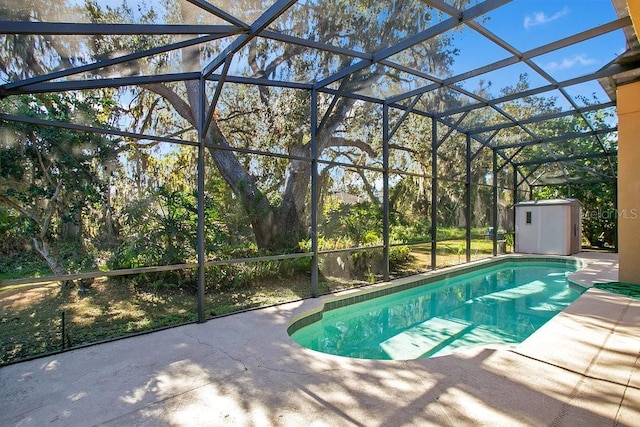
[515,198,582,207]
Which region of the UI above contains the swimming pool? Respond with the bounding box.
[288,257,586,360]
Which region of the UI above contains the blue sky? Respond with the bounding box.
[451,0,626,106]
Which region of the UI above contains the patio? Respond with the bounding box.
[1,252,638,426]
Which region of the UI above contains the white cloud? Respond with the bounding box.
[545,54,599,71]
[524,6,570,29]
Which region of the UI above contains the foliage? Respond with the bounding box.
[0,250,49,281]
[0,93,120,278]
[68,0,473,252]
[389,245,412,270]
[110,186,198,268]
[390,221,431,243]
[322,200,382,246]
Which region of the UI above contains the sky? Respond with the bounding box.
[451,0,626,107]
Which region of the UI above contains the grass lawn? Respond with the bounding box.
[0,272,356,366]
[401,238,503,271]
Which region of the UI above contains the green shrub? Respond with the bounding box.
[436,227,466,240]
[389,245,411,269]
[390,221,430,243]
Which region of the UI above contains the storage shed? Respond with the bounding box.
[515,199,582,256]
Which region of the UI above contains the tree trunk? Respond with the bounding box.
[204,121,310,251]
[32,237,72,286]
[149,80,345,252]
[270,154,311,250]
[60,211,82,241]
[102,162,118,244]
[177,80,310,251]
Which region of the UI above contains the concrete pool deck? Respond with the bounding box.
[1,252,638,426]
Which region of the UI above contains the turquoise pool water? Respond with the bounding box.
[289,261,585,360]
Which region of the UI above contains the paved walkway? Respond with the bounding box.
[1,253,638,426]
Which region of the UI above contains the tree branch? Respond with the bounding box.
[41,180,62,238]
[117,139,158,153]
[389,143,419,155]
[217,108,264,123]
[248,38,271,107]
[355,168,381,207]
[35,138,56,189]
[142,83,196,126]
[139,97,161,134]
[325,136,378,158]
[0,194,42,225]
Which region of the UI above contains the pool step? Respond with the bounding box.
[470,280,546,303]
[380,317,471,360]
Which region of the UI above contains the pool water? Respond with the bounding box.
[289,261,584,360]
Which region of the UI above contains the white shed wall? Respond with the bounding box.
[515,200,581,255]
